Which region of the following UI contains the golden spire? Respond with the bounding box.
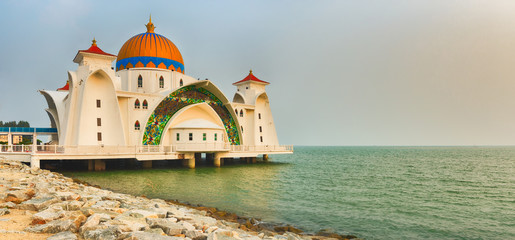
[249,69,253,74]
[145,14,155,33]
[92,38,97,46]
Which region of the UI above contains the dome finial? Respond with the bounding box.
[145,14,155,33]
[249,69,253,75]
[92,37,97,46]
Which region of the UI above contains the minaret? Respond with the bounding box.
[232,70,278,146]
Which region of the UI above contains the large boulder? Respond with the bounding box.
[32,208,64,224]
[82,226,120,240]
[80,213,112,232]
[147,218,194,236]
[25,219,77,233]
[18,196,59,211]
[207,229,242,240]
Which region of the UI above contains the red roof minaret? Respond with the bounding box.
[233,70,270,85]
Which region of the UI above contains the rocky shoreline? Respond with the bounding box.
[0,159,360,240]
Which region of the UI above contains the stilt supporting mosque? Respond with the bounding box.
[142,161,152,169]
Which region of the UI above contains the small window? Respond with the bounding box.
[203,133,206,141]
[176,133,180,141]
[138,75,143,88]
[135,99,140,109]
[142,100,148,109]
[97,132,102,141]
[259,126,262,132]
[214,133,217,141]
[241,126,243,132]
[159,76,164,88]
[258,113,261,119]
[240,110,243,117]
[246,87,249,89]
[97,118,101,127]
[260,136,263,143]
[180,79,183,87]
[135,121,140,130]
[189,133,193,141]
[96,99,101,108]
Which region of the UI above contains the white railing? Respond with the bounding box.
[230,145,293,152]
[0,144,293,155]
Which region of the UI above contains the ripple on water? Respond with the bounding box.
[63,146,515,240]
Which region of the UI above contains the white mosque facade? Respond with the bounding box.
[34,19,291,169]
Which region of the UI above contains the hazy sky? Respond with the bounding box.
[2,0,515,146]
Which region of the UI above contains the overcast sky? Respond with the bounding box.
[2,0,515,146]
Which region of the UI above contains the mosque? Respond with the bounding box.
[31,18,292,170]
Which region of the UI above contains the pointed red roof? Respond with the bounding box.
[57,81,69,91]
[77,39,116,57]
[233,70,270,85]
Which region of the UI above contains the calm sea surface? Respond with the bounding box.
[62,146,515,239]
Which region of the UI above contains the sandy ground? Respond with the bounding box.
[0,209,53,240]
[0,167,53,240]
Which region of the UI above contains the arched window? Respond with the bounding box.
[239,110,243,117]
[159,76,164,88]
[235,109,238,115]
[180,79,183,87]
[134,99,140,109]
[135,121,140,130]
[142,100,148,109]
[138,75,143,88]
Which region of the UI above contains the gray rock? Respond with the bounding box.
[53,200,83,211]
[25,219,76,233]
[0,201,16,208]
[81,213,112,232]
[33,208,63,223]
[0,208,10,216]
[55,191,80,201]
[185,215,217,228]
[207,229,240,240]
[105,217,147,232]
[82,226,120,240]
[47,231,78,240]
[18,197,59,211]
[220,220,239,229]
[186,230,207,240]
[147,218,194,236]
[127,209,167,218]
[284,232,302,240]
[91,200,120,209]
[119,231,183,240]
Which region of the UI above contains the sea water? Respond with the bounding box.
[63,146,515,239]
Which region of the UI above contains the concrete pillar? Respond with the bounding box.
[263,154,269,162]
[94,159,106,171]
[182,158,195,169]
[88,160,94,171]
[7,131,12,152]
[30,156,40,169]
[32,133,37,153]
[143,161,152,169]
[251,157,257,164]
[214,154,222,168]
[246,157,250,164]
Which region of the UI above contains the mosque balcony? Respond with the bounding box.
[0,144,293,158]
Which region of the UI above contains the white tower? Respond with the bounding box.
[232,70,279,146]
